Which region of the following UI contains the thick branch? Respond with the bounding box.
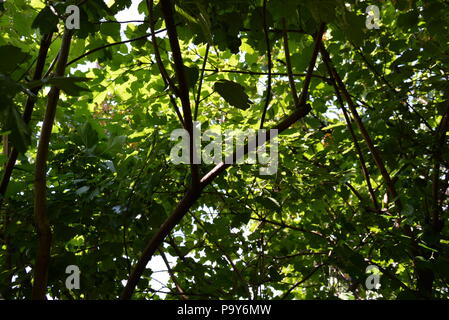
[147,0,183,124]
[32,29,72,300]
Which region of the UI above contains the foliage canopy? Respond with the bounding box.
[0,0,448,300]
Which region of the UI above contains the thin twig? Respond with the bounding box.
[194,43,210,121]
[259,0,273,129]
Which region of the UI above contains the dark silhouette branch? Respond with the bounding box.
[281,263,325,299]
[160,0,199,185]
[432,103,449,231]
[66,29,166,67]
[147,0,184,125]
[321,51,379,211]
[194,43,210,121]
[320,44,399,211]
[282,18,300,108]
[158,249,189,300]
[259,0,273,129]
[204,68,328,80]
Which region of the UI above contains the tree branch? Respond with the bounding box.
[194,43,210,121]
[282,18,300,108]
[158,249,189,300]
[160,0,199,185]
[320,44,399,212]
[147,0,184,125]
[0,33,53,203]
[432,103,449,231]
[259,0,273,129]
[204,68,328,80]
[120,24,325,300]
[322,52,379,210]
[32,29,72,300]
[281,263,325,299]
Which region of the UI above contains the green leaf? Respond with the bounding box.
[184,65,199,89]
[0,45,31,74]
[31,6,59,34]
[48,77,90,96]
[80,122,99,149]
[28,77,91,96]
[149,203,166,228]
[214,79,252,110]
[0,74,22,109]
[340,11,365,46]
[257,196,281,212]
[306,0,336,23]
[4,106,31,153]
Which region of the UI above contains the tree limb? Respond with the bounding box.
[160,0,199,185]
[32,29,72,300]
[120,23,325,300]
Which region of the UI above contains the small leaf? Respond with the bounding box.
[214,79,252,110]
[31,6,59,34]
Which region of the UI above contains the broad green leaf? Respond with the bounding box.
[0,45,31,74]
[80,122,99,149]
[28,77,91,96]
[213,79,252,110]
[3,106,31,153]
[31,6,59,34]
